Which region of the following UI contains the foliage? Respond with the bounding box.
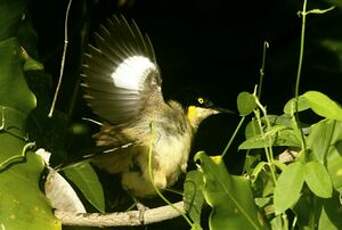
[0,0,61,229]
[0,0,341,229]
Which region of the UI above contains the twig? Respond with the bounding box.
[55,201,185,227]
[48,0,73,117]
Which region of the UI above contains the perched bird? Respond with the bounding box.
[81,15,221,197]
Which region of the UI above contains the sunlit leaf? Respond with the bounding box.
[251,161,267,183]
[308,120,342,192]
[194,152,263,230]
[283,96,310,115]
[270,215,288,230]
[307,119,336,163]
[239,127,301,150]
[303,91,342,121]
[0,153,61,229]
[274,162,305,214]
[304,161,333,198]
[237,92,256,116]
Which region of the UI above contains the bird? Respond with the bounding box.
[81,15,223,197]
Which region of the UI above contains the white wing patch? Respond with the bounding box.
[111,55,157,91]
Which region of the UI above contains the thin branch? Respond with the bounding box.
[48,0,73,117]
[55,201,185,227]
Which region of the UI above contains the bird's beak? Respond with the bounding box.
[212,107,236,115]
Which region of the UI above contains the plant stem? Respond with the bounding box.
[221,116,245,158]
[257,41,269,99]
[253,108,277,184]
[294,0,308,152]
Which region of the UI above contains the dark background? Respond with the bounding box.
[27,0,341,229]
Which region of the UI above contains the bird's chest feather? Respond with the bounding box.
[153,130,192,176]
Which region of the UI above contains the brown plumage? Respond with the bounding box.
[82,15,219,197]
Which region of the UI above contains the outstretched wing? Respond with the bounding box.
[82,15,164,125]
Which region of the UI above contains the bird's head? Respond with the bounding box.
[186,97,233,129]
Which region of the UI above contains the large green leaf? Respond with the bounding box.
[194,152,263,230]
[307,119,342,192]
[274,162,305,214]
[0,38,36,113]
[0,10,58,228]
[307,119,336,163]
[304,161,333,198]
[0,153,61,229]
[63,162,105,213]
[303,91,342,121]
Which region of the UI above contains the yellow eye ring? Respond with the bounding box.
[197,97,204,104]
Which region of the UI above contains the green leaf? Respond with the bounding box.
[326,120,342,192]
[0,153,61,229]
[270,215,288,230]
[0,1,59,229]
[194,152,263,230]
[307,119,336,163]
[318,192,342,230]
[243,153,261,175]
[239,127,301,150]
[274,162,305,215]
[254,197,271,208]
[0,38,36,114]
[23,55,44,71]
[303,91,342,121]
[0,0,27,40]
[283,96,310,115]
[307,120,342,192]
[237,92,257,116]
[293,193,322,229]
[327,146,342,193]
[63,162,105,213]
[304,161,333,198]
[251,161,267,183]
[245,118,260,139]
[183,170,204,227]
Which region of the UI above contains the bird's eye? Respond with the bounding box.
[197,97,205,105]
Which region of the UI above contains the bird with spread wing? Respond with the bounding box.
[81,15,222,197]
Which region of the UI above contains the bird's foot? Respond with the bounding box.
[136,202,149,224]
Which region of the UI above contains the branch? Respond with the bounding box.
[55,201,185,227]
